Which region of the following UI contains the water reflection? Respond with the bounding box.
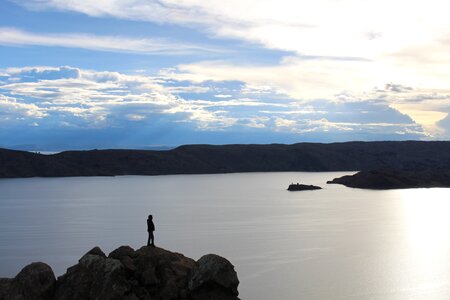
[400,189,450,244]
[397,188,450,297]
[1,174,450,299]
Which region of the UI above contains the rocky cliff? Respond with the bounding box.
[0,245,240,300]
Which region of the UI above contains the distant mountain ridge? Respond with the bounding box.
[1,141,450,178]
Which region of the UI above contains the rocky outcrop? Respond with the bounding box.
[0,246,239,300]
[327,169,450,189]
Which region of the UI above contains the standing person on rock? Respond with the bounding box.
[147,215,155,247]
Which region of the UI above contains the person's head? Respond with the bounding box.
[148,214,153,220]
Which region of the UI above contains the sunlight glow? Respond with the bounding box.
[396,188,450,289]
[400,189,450,246]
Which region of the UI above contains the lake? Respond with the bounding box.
[1,172,450,299]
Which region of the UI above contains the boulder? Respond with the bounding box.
[0,262,56,300]
[85,246,106,257]
[109,245,137,260]
[133,246,195,299]
[54,247,130,300]
[188,254,239,300]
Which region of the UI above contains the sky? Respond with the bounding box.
[1,0,450,150]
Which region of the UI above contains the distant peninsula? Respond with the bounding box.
[1,141,450,178]
[327,169,450,189]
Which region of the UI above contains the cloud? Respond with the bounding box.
[0,94,47,120]
[383,83,413,93]
[14,1,450,124]
[437,113,450,138]
[275,117,296,128]
[214,94,232,98]
[5,66,81,82]
[14,0,449,58]
[361,83,450,137]
[0,66,241,130]
[156,57,450,139]
[169,59,377,99]
[0,65,428,148]
[0,27,221,55]
[4,1,450,147]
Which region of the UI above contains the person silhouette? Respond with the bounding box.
[147,215,155,247]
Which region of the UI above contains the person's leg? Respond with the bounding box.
[150,232,154,246]
[147,232,151,246]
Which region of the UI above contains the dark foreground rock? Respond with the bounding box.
[287,183,322,191]
[0,262,56,300]
[327,169,450,189]
[0,246,239,300]
[189,255,239,300]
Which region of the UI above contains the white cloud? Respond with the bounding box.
[16,0,450,59]
[126,114,146,121]
[214,94,232,98]
[275,117,296,128]
[369,84,450,136]
[243,116,269,128]
[171,59,377,99]
[0,27,221,55]
[158,58,450,137]
[165,86,210,94]
[18,0,450,135]
[0,66,241,129]
[0,65,427,140]
[0,94,47,119]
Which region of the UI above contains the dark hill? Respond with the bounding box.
[327,169,450,189]
[1,141,450,178]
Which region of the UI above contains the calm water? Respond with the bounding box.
[1,172,450,299]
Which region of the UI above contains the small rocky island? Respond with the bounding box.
[327,169,450,190]
[287,183,322,191]
[0,245,240,300]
